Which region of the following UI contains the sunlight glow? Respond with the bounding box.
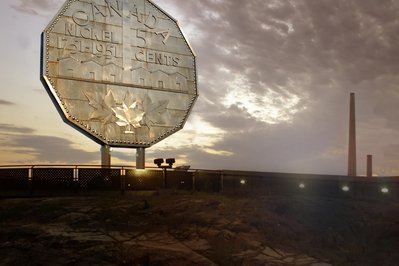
[223,74,302,124]
[203,148,233,156]
[153,114,232,157]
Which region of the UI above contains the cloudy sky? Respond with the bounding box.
[1,0,399,176]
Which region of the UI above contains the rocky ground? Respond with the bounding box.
[0,191,398,265]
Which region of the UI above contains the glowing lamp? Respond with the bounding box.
[381,187,389,194]
[342,185,350,192]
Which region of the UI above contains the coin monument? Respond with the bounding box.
[41,0,198,168]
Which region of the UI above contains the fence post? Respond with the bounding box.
[163,168,167,189]
[120,168,126,195]
[29,167,34,195]
[192,171,196,192]
[220,170,224,193]
[73,167,79,194]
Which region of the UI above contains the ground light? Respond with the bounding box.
[342,185,350,192]
[240,179,246,185]
[126,169,148,188]
[134,169,147,176]
[381,187,389,194]
[299,183,306,189]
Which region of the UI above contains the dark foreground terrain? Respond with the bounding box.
[0,191,398,265]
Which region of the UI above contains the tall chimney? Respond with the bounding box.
[348,93,357,176]
[367,155,372,177]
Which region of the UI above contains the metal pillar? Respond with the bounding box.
[220,170,224,193]
[367,155,373,177]
[163,168,167,188]
[192,171,196,192]
[73,167,79,194]
[101,145,111,168]
[136,148,145,169]
[29,167,34,195]
[348,93,357,177]
[120,168,126,195]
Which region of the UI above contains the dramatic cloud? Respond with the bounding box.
[0,124,97,164]
[10,0,61,16]
[151,0,399,175]
[0,123,34,134]
[0,100,15,106]
[10,134,98,164]
[2,0,399,175]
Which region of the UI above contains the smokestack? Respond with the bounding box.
[348,93,357,176]
[367,155,373,177]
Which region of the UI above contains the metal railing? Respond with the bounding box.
[0,165,398,199]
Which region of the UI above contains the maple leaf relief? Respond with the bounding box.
[112,102,145,133]
[145,95,169,126]
[85,89,169,134]
[111,91,146,134]
[84,90,116,125]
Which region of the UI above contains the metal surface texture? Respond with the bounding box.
[41,0,198,148]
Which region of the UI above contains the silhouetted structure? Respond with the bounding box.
[367,155,373,177]
[348,93,357,176]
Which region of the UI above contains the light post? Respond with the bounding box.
[154,158,175,189]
